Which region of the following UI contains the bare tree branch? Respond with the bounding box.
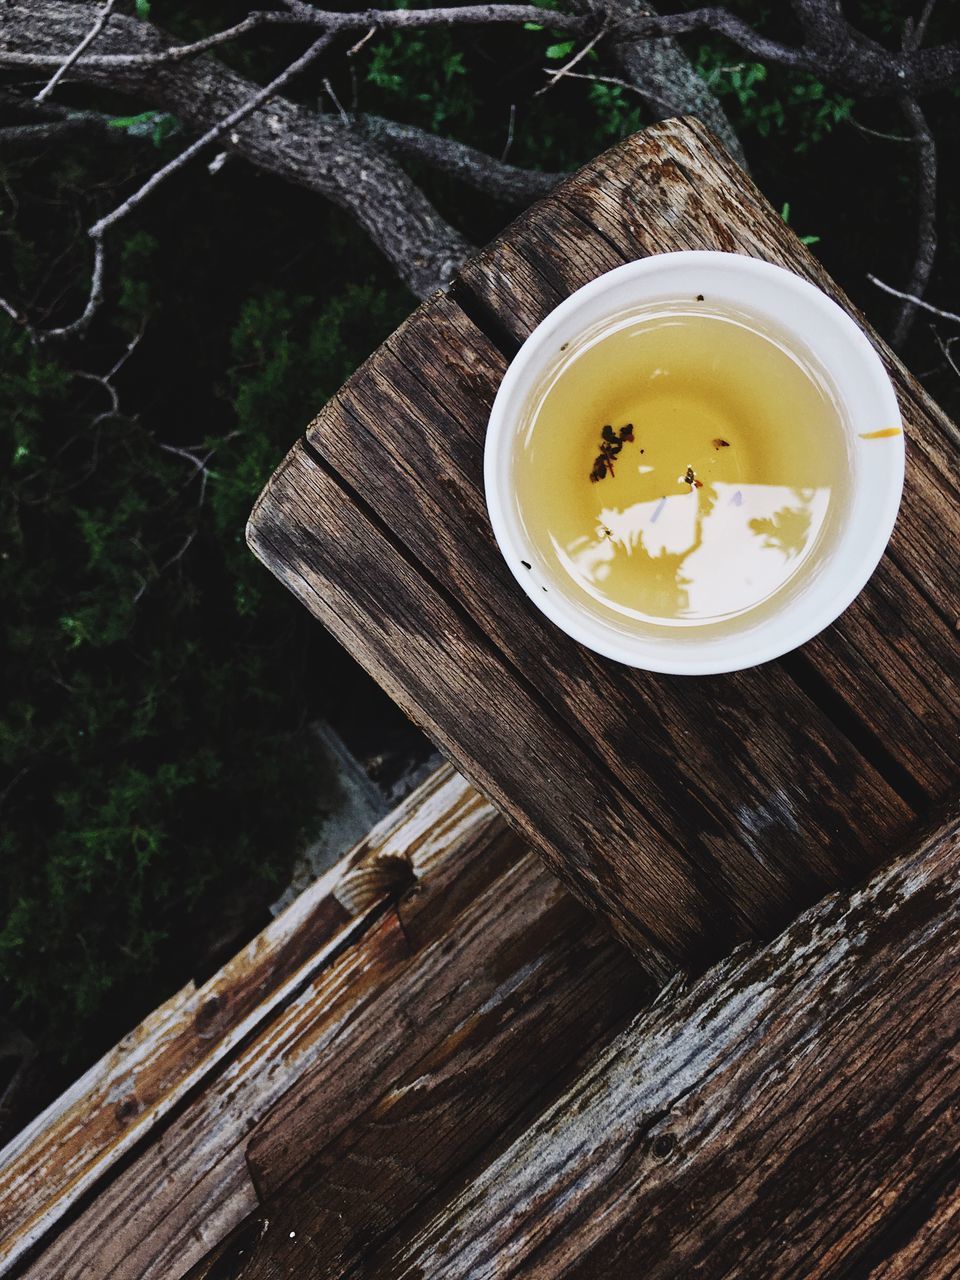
[288,2,582,34]
[0,5,581,70]
[2,2,956,96]
[89,32,334,239]
[868,276,960,326]
[0,117,110,152]
[594,0,747,167]
[357,115,562,202]
[890,94,937,348]
[2,34,337,341]
[2,0,954,325]
[43,236,106,343]
[34,0,119,102]
[1,2,473,299]
[1,238,109,344]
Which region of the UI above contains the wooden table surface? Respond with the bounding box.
[248,115,960,981]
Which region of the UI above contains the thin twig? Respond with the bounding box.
[536,26,608,97]
[500,102,516,163]
[347,24,378,56]
[42,235,106,343]
[34,0,119,102]
[846,115,912,143]
[89,32,333,240]
[543,67,640,94]
[931,329,960,380]
[868,275,960,325]
[323,77,351,126]
[891,94,937,348]
[0,296,24,325]
[71,326,144,423]
[911,0,938,51]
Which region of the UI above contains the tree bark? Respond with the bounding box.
[0,2,473,298]
[607,0,748,169]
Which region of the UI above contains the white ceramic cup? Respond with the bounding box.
[484,251,904,675]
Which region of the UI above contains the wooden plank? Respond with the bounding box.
[304,287,914,937]
[13,767,650,1280]
[0,835,356,1274]
[3,768,511,1279]
[239,862,649,1277]
[856,1165,960,1279]
[367,800,960,1280]
[244,117,960,974]
[456,115,960,800]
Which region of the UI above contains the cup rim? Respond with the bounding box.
[483,250,904,675]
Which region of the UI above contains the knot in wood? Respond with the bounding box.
[336,853,417,915]
[651,1132,676,1161]
[195,994,225,1037]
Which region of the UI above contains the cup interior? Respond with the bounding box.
[483,252,904,675]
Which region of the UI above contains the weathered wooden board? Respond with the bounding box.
[0,804,364,1274]
[247,114,960,974]
[353,800,960,1280]
[454,114,960,803]
[315,296,913,896]
[5,767,650,1280]
[0,768,499,1276]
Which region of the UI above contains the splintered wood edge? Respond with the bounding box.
[0,764,495,1278]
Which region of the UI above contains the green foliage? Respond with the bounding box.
[780,202,820,246]
[365,28,474,133]
[0,145,409,1063]
[696,47,854,151]
[107,111,180,146]
[585,82,645,143]
[0,314,315,1050]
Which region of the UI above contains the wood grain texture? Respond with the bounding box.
[8,767,650,1280]
[369,801,960,1280]
[457,115,960,800]
[4,769,524,1279]
[0,821,358,1275]
[308,289,913,921]
[243,115,960,975]
[251,443,724,974]
[233,854,650,1278]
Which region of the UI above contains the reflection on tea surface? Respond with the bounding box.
[515,307,846,625]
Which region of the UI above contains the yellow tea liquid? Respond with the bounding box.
[514,307,848,626]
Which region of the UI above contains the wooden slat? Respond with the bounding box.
[857,1166,960,1279]
[363,800,960,1280]
[238,860,648,1276]
[456,115,960,800]
[306,287,914,931]
[2,769,508,1278]
[245,118,951,971]
[0,825,358,1274]
[11,767,650,1280]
